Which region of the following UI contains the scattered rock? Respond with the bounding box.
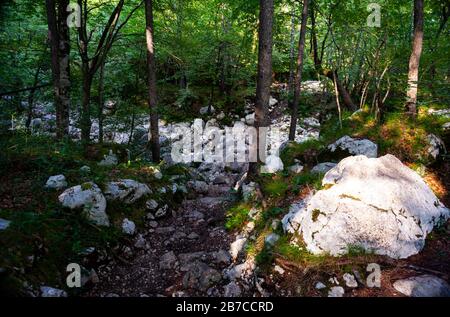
[45,175,68,190]
[269,96,278,107]
[189,180,209,194]
[98,150,118,167]
[58,182,109,226]
[211,250,231,264]
[187,232,199,240]
[283,155,450,259]
[328,135,378,158]
[265,233,280,246]
[230,236,247,260]
[274,265,285,275]
[155,205,169,218]
[200,105,215,115]
[328,286,345,297]
[393,275,450,297]
[134,234,146,249]
[145,199,158,211]
[224,282,242,297]
[80,165,91,173]
[148,166,163,179]
[343,273,358,288]
[311,162,337,174]
[155,226,175,234]
[40,286,67,297]
[289,164,304,174]
[261,155,284,174]
[104,179,151,204]
[245,113,255,125]
[242,182,257,202]
[426,134,446,159]
[0,218,11,231]
[182,261,221,291]
[315,282,326,290]
[443,122,450,130]
[159,251,178,270]
[122,218,136,235]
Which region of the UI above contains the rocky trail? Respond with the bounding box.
[86,169,251,297]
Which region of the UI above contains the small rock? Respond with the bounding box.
[155,226,175,234]
[261,155,284,174]
[159,251,178,270]
[182,261,221,291]
[40,286,67,297]
[242,182,257,202]
[145,199,158,211]
[315,282,326,290]
[147,221,158,228]
[104,179,151,204]
[289,164,304,174]
[274,265,285,275]
[230,236,247,260]
[122,218,136,235]
[134,234,146,249]
[343,273,358,288]
[224,281,242,297]
[393,275,450,297]
[0,218,11,231]
[265,233,280,246]
[187,232,199,240]
[80,166,91,173]
[211,250,231,264]
[155,205,169,218]
[328,286,345,297]
[98,150,118,167]
[45,175,68,190]
[311,162,337,174]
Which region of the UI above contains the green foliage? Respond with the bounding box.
[225,203,251,231]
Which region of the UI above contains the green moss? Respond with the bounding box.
[262,179,289,197]
[225,203,252,231]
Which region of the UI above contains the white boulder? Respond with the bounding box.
[59,183,109,226]
[328,135,378,158]
[45,175,68,190]
[104,179,151,204]
[269,96,278,107]
[282,155,450,259]
[40,286,67,297]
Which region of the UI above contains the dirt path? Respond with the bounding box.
[86,178,242,297]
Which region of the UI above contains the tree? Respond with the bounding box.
[249,0,274,176]
[45,0,70,139]
[145,0,160,162]
[406,0,424,116]
[76,0,142,144]
[289,0,309,141]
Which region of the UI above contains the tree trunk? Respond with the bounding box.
[406,0,424,115]
[288,6,296,98]
[98,60,105,143]
[289,0,309,141]
[145,0,160,162]
[249,0,274,176]
[45,0,70,140]
[81,70,93,143]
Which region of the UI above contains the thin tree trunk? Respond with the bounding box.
[289,0,309,141]
[81,70,93,143]
[98,60,105,143]
[249,0,274,176]
[288,6,296,97]
[406,0,424,116]
[145,0,160,162]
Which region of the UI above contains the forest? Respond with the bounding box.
[0,0,449,299]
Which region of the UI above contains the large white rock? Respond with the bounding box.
[45,175,68,190]
[261,155,284,173]
[282,155,450,259]
[393,275,450,297]
[104,179,151,204]
[328,135,378,158]
[58,183,109,226]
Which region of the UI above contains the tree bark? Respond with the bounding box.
[289,0,309,141]
[98,60,105,143]
[249,0,274,176]
[145,0,160,162]
[45,0,70,140]
[406,0,424,115]
[288,6,296,97]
